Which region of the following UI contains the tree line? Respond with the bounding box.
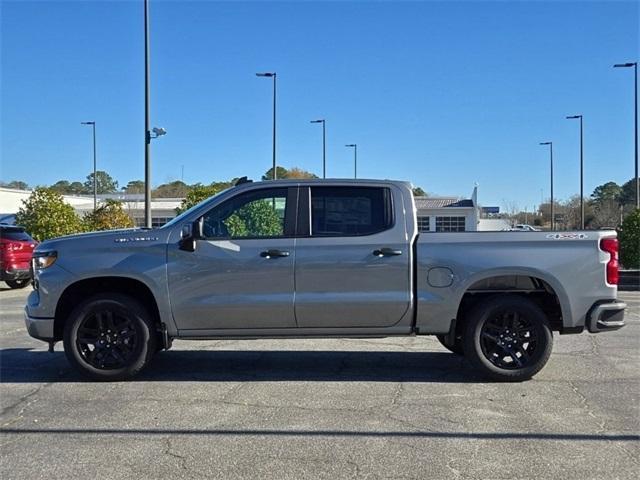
[3,166,430,199]
[505,177,637,230]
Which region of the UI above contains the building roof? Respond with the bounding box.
[414,196,474,209]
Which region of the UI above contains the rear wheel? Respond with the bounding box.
[5,279,30,289]
[463,295,553,382]
[63,293,156,381]
[436,334,464,355]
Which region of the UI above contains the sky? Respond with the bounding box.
[1,0,638,211]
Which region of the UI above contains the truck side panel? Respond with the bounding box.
[415,231,617,334]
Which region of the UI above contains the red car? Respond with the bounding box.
[0,225,37,289]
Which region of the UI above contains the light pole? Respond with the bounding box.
[310,119,326,178]
[256,72,277,179]
[144,0,152,227]
[80,121,97,211]
[566,115,584,228]
[614,62,638,208]
[345,144,357,178]
[540,141,554,230]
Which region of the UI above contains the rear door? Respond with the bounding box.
[294,185,412,328]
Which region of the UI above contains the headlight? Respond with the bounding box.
[32,250,57,270]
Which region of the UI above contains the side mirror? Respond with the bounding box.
[178,220,201,252]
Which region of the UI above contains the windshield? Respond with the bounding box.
[161,187,234,229]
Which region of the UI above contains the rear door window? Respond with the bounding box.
[310,187,393,237]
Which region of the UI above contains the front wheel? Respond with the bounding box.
[5,279,30,289]
[463,295,553,382]
[63,293,157,381]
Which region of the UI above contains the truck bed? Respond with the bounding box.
[414,231,617,334]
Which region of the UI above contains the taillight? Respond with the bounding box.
[600,238,619,285]
[0,241,24,252]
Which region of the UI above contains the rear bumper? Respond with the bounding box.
[1,267,31,281]
[24,308,55,342]
[587,301,626,333]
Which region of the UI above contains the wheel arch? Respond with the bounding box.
[53,276,163,342]
[454,269,573,334]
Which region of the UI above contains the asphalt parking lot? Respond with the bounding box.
[0,286,638,479]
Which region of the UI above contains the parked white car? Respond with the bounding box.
[503,224,541,232]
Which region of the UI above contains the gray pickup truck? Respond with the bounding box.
[25,179,626,381]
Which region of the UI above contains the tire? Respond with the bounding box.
[63,293,157,381]
[462,295,553,382]
[5,279,30,289]
[436,334,464,355]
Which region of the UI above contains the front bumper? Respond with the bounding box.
[587,301,626,333]
[24,308,55,342]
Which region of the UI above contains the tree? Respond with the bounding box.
[561,195,595,230]
[590,198,622,229]
[591,182,622,204]
[285,167,318,179]
[412,187,427,196]
[122,180,145,194]
[262,166,319,180]
[50,180,90,195]
[83,199,135,231]
[68,181,87,195]
[619,208,640,268]
[84,170,118,194]
[153,180,190,198]
[262,166,290,180]
[175,182,232,214]
[537,201,562,228]
[619,178,638,208]
[15,188,84,241]
[224,200,282,237]
[1,180,29,190]
[50,180,72,194]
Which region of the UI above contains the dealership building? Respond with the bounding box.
[0,187,181,227]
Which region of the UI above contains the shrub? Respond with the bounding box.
[83,199,134,231]
[15,187,84,241]
[619,208,640,269]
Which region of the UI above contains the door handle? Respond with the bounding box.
[373,248,403,257]
[260,249,290,258]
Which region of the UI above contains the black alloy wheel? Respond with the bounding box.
[63,293,156,381]
[479,310,539,369]
[463,295,553,381]
[75,310,140,370]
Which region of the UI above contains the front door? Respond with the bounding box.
[167,187,297,331]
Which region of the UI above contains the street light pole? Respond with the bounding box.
[310,119,326,178]
[144,0,152,228]
[256,72,277,179]
[614,62,639,208]
[81,121,97,211]
[540,142,554,230]
[345,144,357,178]
[566,115,584,228]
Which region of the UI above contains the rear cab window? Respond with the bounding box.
[310,186,393,237]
